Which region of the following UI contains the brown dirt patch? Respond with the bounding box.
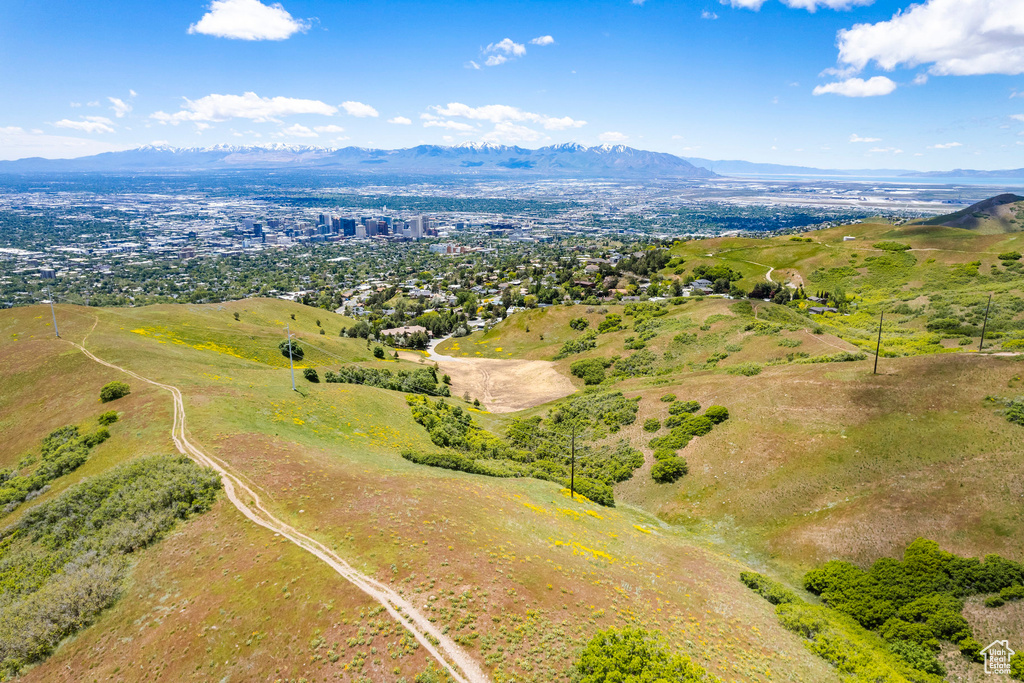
[434,357,575,412]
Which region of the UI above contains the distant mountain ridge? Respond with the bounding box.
[919,193,1024,234]
[0,143,714,178]
[681,157,914,177]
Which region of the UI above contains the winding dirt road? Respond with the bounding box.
[67,338,488,683]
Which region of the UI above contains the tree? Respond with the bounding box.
[98,410,119,426]
[99,381,130,403]
[373,346,385,359]
[303,368,319,383]
[652,456,688,483]
[705,406,729,424]
[576,627,710,683]
[279,339,304,360]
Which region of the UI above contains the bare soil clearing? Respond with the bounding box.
[437,356,575,412]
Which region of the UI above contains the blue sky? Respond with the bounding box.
[1,0,1023,169]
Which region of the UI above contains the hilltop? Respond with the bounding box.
[919,193,1024,233]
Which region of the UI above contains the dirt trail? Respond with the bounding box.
[66,337,488,683]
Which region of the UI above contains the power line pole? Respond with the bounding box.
[46,286,59,338]
[979,293,993,353]
[873,310,883,374]
[285,324,296,391]
[569,423,576,500]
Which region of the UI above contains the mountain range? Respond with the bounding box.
[0,142,715,178]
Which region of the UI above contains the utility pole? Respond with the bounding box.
[979,293,993,353]
[46,286,59,338]
[569,423,576,500]
[285,324,296,391]
[873,310,883,374]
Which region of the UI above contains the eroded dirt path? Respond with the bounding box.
[440,357,576,412]
[67,338,489,683]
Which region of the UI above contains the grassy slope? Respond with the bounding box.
[2,301,839,683]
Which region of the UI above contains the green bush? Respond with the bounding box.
[325,366,449,397]
[575,628,712,683]
[373,345,385,359]
[704,406,730,424]
[569,317,590,331]
[303,368,319,382]
[985,595,1005,608]
[0,455,220,677]
[872,241,912,252]
[570,358,610,385]
[740,571,799,605]
[651,456,687,483]
[998,251,1022,261]
[726,363,762,376]
[643,418,661,432]
[555,330,598,359]
[278,339,304,360]
[659,393,676,403]
[668,400,700,415]
[99,381,130,403]
[597,314,622,334]
[1011,652,1024,680]
[97,411,119,426]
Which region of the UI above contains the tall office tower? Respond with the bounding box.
[406,216,423,240]
[331,216,341,233]
[267,218,281,229]
[341,218,356,236]
[243,218,255,231]
[318,213,327,226]
[253,223,263,237]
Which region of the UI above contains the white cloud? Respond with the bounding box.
[465,60,481,70]
[282,124,317,137]
[530,35,555,46]
[481,122,545,145]
[108,97,132,118]
[1011,114,1024,122]
[69,102,81,108]
[424,120,477,132]
[86,101,100,107]
[388,116,412,125]
[428,103,586,130]
[486,38,527,57]
[849,133,881,142]
[151,92,336,124]
[53,116,116,134]
[928,141,962,148]
[836,0,1024,77]
[313,124,345,134]
[813,76,897,97]
[913,73,929,85]
[721,0,767,9]
[598,131,629,143]
[188,0,309,41]
[868,146,903,154]
[485,55,508,67]
[341,101,379,117]
[129,89,137,97]
[702,10,719,18]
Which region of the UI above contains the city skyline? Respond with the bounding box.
[2,0,1023,170]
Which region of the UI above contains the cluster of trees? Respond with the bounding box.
[0,419,111,514]
[575,627,716,683]
[0,455,220,677]
[99,381,130,403]
[404,391,644,506]
[648,397,729,484]
[324,366,450,396]
[803,538,1024,674]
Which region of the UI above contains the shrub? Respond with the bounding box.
[303,368,319,382]
[97,411,118,426]
[652,447,677,461]
[659,394,676,403]
[555,330,598,359]
[643,418,661,432]
[99,381,130,403]
[668,400,700,415]
[873,241,912,252]
[651,457,687,483]
[999,251,1022,261]
[726,363,762,376]
[569,317,590,331]
[278,340,304,360]
[1012,652,1024,680]
[985,596,1005,608]
[575,628,711,683]
[373,346,385,359]
[704,406,729,424]
[570,358,610,385]
[740,571,799,605]
[597,314,623,334]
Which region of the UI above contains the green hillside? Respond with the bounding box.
[4,226,1024,681]
[920,194,1024,234]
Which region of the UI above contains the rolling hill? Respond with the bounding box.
[919,193,1024,233]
